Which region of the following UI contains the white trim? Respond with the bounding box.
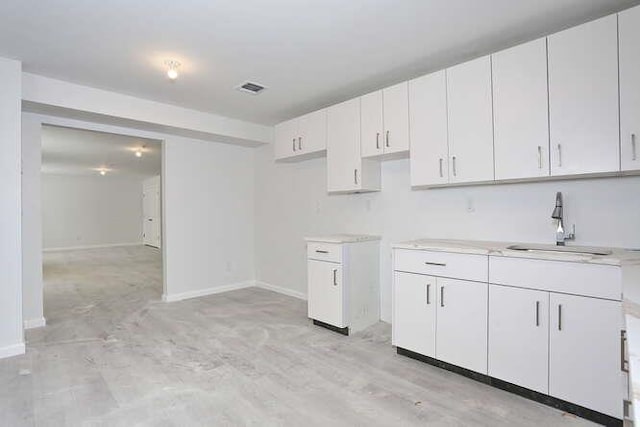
[0,342,26,359]
[162,281,253,303]
[254,281,307,300]
[43,243,143,252]
[24,317,46,329]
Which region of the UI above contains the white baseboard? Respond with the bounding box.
[0,342,25,359]
[44,243,142,252]
[24,317,46,329]
[254,281,307,300]
[162,281,254,303]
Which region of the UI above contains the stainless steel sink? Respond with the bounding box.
[506,244,612,256]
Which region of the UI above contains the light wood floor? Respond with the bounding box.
[0,246,595,426]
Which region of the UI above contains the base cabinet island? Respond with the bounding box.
[392,239,640,426]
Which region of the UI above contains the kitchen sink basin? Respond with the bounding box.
[506,244,612,256]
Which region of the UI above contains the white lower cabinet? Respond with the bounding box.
[549,293,623,418]
[393,272,436,357]
[436,278,488,374]
[488,285,549,394]
[308,259,344,328]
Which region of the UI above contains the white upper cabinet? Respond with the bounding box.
[274,109,327,162]
[492,39,550,181]
[446,56,495,184]
[548,15,619,176]
[620,5,640,171]
[327,99,381,193]
[409,70,449,187]
[361,82,410,159]
[360,90,384,158]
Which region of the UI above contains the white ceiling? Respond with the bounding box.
[41,125,161,178]
[2,0,638,125]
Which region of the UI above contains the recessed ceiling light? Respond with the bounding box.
[165,60,181,80]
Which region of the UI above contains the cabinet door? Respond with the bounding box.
[446,56,495,183]
[360,90,384,158]
[549,293,623,418]
[436,278,488,374]
[274,118,298,160]
[382,82,410,155]
[620,5,640,171]
[488,285,549,394]
[409,71,449,187]
[492,38,550,180]
[393,272,436,357]
[327,98,362,193]
[307,260,345,327]
[298,109,327,155]
[548,15,619,176]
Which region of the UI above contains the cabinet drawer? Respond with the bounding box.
[394,249,488,282]
[489,256,621,301]
[307,242,342,263]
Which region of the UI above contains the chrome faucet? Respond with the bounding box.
[551,192,575,246]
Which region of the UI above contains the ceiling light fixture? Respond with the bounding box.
[100,169,107,176]
[135,146,144,158]
[165,60,181,80]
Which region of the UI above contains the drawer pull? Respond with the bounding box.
[424,261,446,267]
[315,250,329,254]
[558,304,562,331]
[622,330,629,373]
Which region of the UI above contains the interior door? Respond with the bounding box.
[488,284,549,394]
[142,176,161,248]
[436,277,488,374]
[307,259,344,327]
[549,293,623,418]
[393,272,436,357]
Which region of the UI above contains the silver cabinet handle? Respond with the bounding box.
[426,283,431,305]
[354,168,358,185]
[385,130,390,148]
[557,144,562,167]
[558,304,562,331]
[452,156,457,177]
[424,261,446,267]
[315,250,329,254]
[439,158,443,178]
[292,138,297,152]
[622,330,629,372]
[332,269,337,286]
[440,286,444,307]
[298,137,302,151]
[535,301,540,327]
[537,146,542,169]
[632,134,637,161]
[376,132,380,150]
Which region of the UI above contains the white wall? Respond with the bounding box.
[22,114,44,327]
[0,58,24,357]
[42,174,144,250]
[163,137,255,300]
[254,145,640,322]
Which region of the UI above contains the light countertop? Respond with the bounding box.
[392,238,640,266]
[305,234,381,244]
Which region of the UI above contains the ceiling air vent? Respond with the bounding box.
[236,81,267,95]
